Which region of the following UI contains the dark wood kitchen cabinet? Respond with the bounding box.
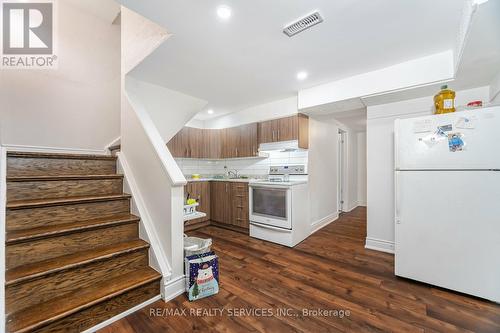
[238,123,258,157]
[210,181,249,231]
[230,182,249,229]
[167,127,204,158]
[205,129,222,159]
[184,181,210,230]
[258,114,309,149]
[168,124,257,159]
[221,123,258,158]
[167,127,190,157]
[221,127,239,159]
[210,181,231,225]
[168,114,308,158]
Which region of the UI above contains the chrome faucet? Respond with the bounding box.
[227,169,240,179]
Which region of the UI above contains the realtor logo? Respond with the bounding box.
[1,0,57,68]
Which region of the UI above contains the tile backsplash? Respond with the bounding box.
[175,150,308,178]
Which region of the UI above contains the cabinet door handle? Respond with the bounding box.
[236,148,238,156]
[272,131,275,141]
[277,130,280,140]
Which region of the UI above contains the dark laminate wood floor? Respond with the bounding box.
[99,208,500,333]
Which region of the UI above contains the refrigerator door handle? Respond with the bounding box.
[395,171,401,224]
[394,119,400,171]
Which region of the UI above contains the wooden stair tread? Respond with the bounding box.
[6,214,140,244]
[6,238,149,286]
[7,151,117,160]
[7,268,161,333]
[7,193,132,209]
[7,174,124,182]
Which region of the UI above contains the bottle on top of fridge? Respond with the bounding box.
[434,85,456,114]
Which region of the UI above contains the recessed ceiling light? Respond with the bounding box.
[297,71,308,80]
[207,109,214,114]
[216,6,232,20]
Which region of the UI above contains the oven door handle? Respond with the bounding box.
[250,221,292,232]
[250,186,289,191]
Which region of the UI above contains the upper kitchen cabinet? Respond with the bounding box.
[258,114,309,149]
[167,126,190,157]
[167,123,258,159]
[167,127,204,158]
[203,128,222,159]
[221,126,239,159]
[239,123,258,157]
[222,123,258,158]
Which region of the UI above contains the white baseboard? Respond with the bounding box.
[310,212,338,234]
[2,144,108,155]
[365,237,395,254]
[357,201,367,207]
[81,295,161,333]
[162,274,186,301]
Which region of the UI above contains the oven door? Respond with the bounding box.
[249,185,292,229]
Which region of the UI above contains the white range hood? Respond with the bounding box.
[259,140,305,152]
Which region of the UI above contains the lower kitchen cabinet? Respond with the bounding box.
[184,181,210,230]
[210,181,249,231]
[184,181,250,232]
[210,181,231,225]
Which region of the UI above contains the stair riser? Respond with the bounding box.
[6,223,139,269]
[6,248,149,314]
[30,280,160,333]
[7,178,123,201]
[6,199,130,232]
[7,157,116,176]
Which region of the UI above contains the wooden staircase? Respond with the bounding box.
[4,152,161,333]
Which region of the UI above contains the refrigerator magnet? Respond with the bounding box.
[447,132,465,152]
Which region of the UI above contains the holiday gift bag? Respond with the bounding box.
[185,251,219,301]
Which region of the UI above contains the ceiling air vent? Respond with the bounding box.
[283,11,323,37]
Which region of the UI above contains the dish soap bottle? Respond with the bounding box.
[434,85,456,114]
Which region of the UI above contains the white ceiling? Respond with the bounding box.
[454,0,500,89]
[119,0,465,120]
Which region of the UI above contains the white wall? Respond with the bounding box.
[120,6,198,302]
[203,97,298,129]
[366,86,490,253]
[308,116,341,231]
[126,77,207,142]
[357,132,367,206]
[0,1,120,153]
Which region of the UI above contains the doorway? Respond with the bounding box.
[337,129,346,213]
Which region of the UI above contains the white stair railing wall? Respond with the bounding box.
[120,6,207,299]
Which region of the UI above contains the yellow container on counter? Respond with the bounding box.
[434,85,456,114]
[191,174,201,180]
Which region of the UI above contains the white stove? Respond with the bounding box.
[250,165,308,186]
[248,165,310,247]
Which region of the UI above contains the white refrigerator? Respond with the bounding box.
[395,106,500,303]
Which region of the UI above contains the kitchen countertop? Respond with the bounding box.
[186,177,260,183]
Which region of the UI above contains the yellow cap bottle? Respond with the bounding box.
[434,85,456,114]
